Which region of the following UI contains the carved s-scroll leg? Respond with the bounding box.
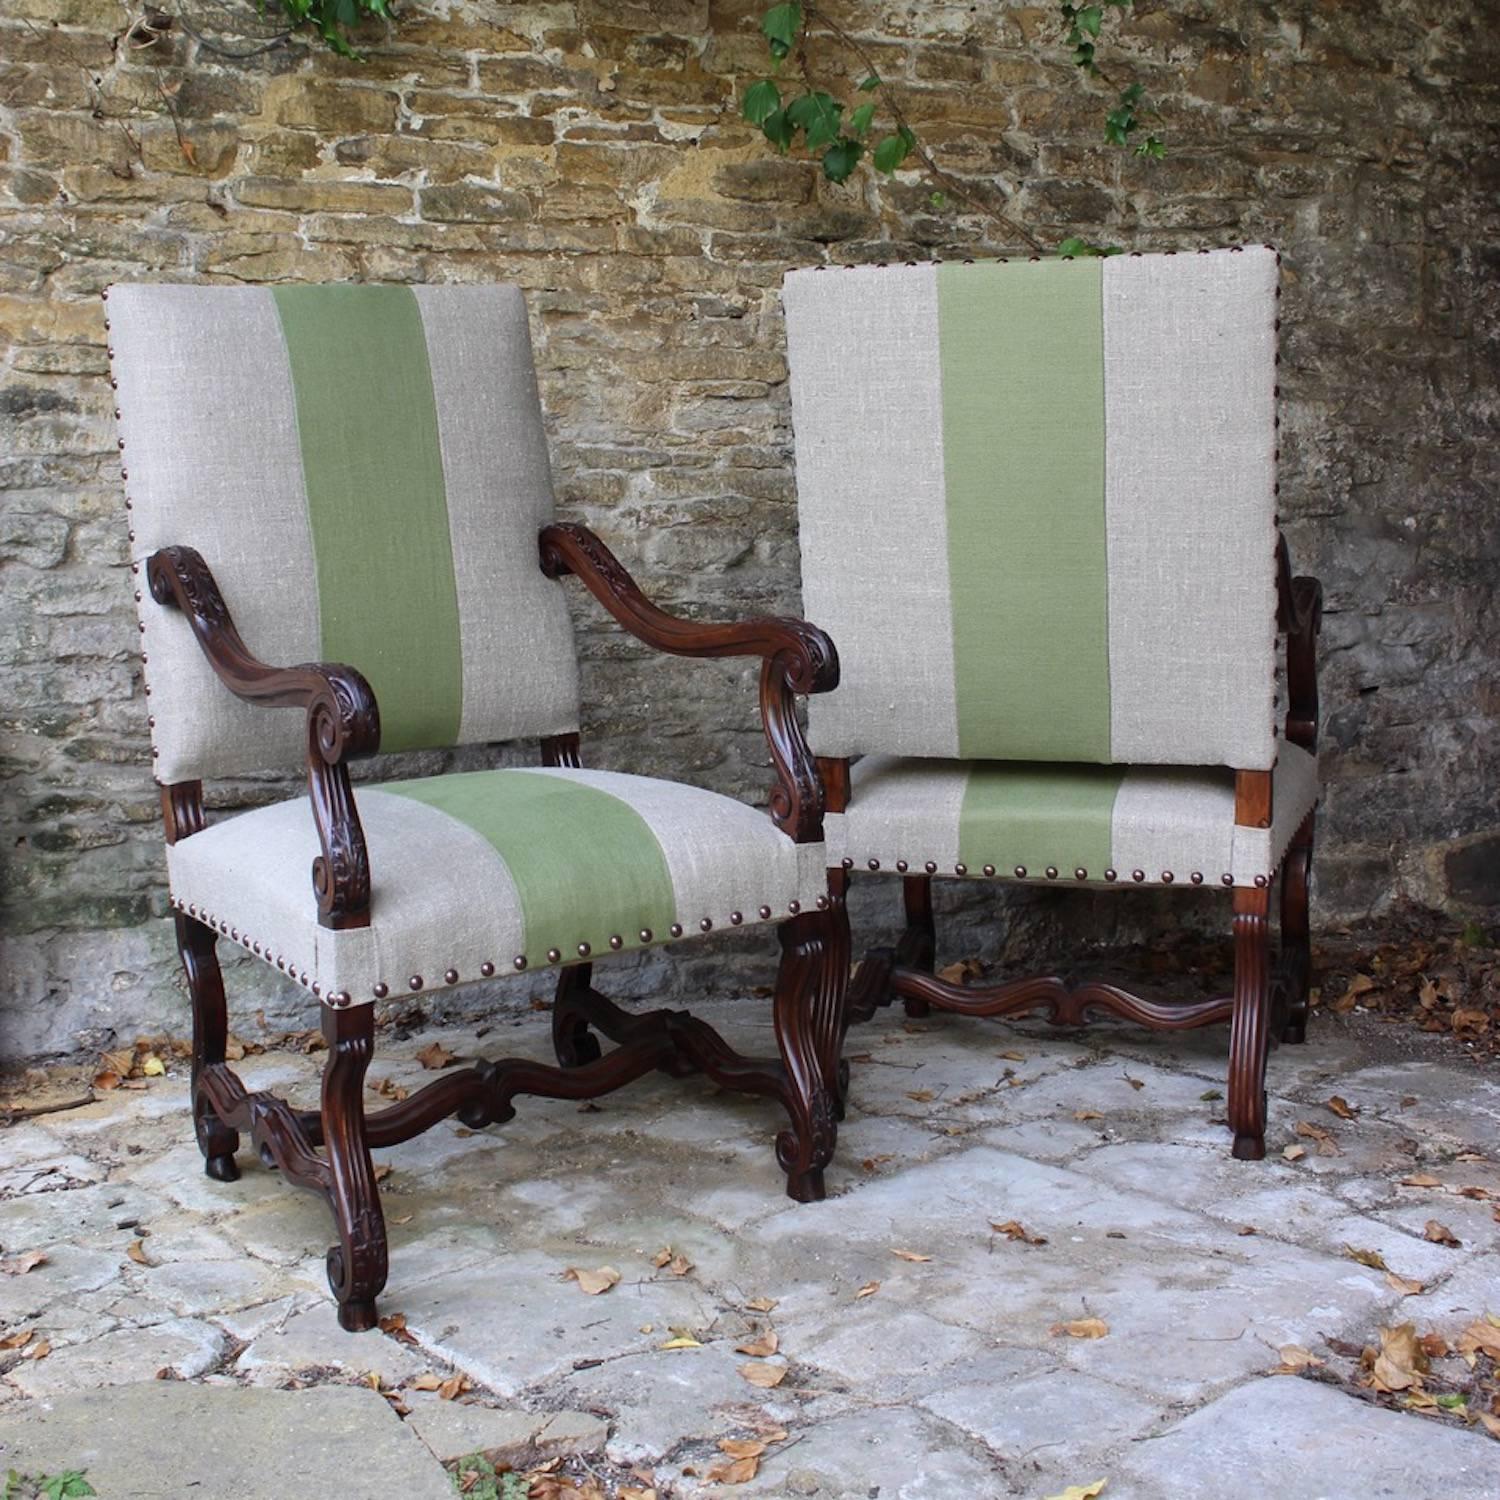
[899,876,936,1019]
[772,907,844,1204]
[320,1005,387,1332]
[1228,887,1272,1161]
[1279,813,1315,1044]
[176,911,240,1182]
[552,963,604,1068]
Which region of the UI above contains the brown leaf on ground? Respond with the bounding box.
[126,1238,153,1266]
[1400,1173,1443,1188]
[706,1456,759,1485]
[1385,1272,1425,1296]
[1074,1110,1103,1122]
[1330,974,1377,1013]
[379,1313,418,1345]
[718,1439,769,1460]
[905,1089,935,1103]
[1043,1481,1108,1500]
[937,958,982,985]
[1051,1318,1109,1340]
[1326,1095,1359,1120]
[1295,1120,1341,1156]
[0,1329,33,1350]
[1271,1344,1324,1373]
[1418,1331,1450,1360]
[1283,1143,1308,1162]
[735,1329,779,1358]
[565,1265,621,1295]
[854,1280,880,1299]
[1424,1220,1461,1247]
[991,1219,1048,1246]
[658,1335,701,1350]
[0,1251,47,1276]
[861,1155,895,1172]
[738,1361,787,1388]
[370,1077,409,1102]
[1456,1185,1495,1200]
[744,1296,777,1313]
[1344,1246,1390,1271]
[25,1339,51,1361]
[437,1373,472,1401]
[1367,1322,1429,1393]
[373,1163,393,1183]
[415,1041,457,1070]
[998,1050,1026,1061]
[1457,1316,1500,1361]
[619,1489,658,1500]
[890,1248,932,1262]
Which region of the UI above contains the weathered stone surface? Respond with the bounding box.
[0,1382,456,1499]
[1,1,1498,1060]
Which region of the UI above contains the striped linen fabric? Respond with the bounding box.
[109,283,581,784]
[166,766,829,1005]
[783,248,1281,771]
[824,740,1318,890]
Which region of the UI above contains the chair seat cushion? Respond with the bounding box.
[166,767,828,1005]
[825,740,1318,888]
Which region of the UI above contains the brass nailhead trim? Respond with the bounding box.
[757,906,772,920]
[669,924,683,938]
[925,861,937,874]
[896,859,909,873]
[815,894,829,910]
[609,934,623,949]
[983,864,995,877]
[639,928,654,943]
[1254,874,1268,888]
[408,975,423,991]
[954,863,967,876]
[480,961,495,976]
[1045,866,1058,880]
[510,958,524,972]
[373,983,388,999]
[868,858,880,871]
[1161,871,1174,884]
[1131,869,1145,883]
[841,857,854,870]
[578,942,591,956]
[1190,872,1204,885]
[1075,868,1088,880]
[1014,865,1027,878]
[1104,869,1117,882]
[788,901,801,914]
[1221,873,1235,887]
[444,968,459,984]
[312,983,321,996]
[547,947,562,963]
[730,911,743,925]
[699,918,713,932]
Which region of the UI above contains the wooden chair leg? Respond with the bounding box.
[772,904,848,1203]
[1228,887,1272,1161]
[320,1005,388,1332]
[1279,813,1315,1044]
[552,963,604,1068]
[899,875,936,1018]
[175,911,240,1182]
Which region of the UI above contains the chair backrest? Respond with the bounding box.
[110,283,581,784]
[784,247,1279,771]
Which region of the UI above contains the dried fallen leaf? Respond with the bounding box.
[854,1280,880,1299]
[1044,1482,1107,1500]
[1344,1245,1390,1271]
[26,1339,51,1361]
[905,1089,935,1103]
[565,1265,622,1296]
[619,1489,658,1500]
[738,1361,787,1388]
[1477,1413,1500,1441]
[126,1238,153,1266]
[1369,1322,1429,1393]
[706,1456,759,1485]
[1385,1272,1425,1296]
[1457,1316,1500,1361]
[736,1329,779,1358]
[1074,1110,1103,1122]
[861,1154,894,1172]
[416,1041,457,1070]
[937,958,982,985]
[141,1054,166,1077]
[1400,1173,1443,1188]
[0,1329,33,1350]
[438,1373,472,1401]
[0,1251,47,1276]
[718,1439,768,1460]
[1326,1095,1359,1120]
[379,1313,418,1345]
[410,1373,444,1390]
[658,1335,702,1350]
[1419,1331,1450,1360]
[998,1050,1026,1061]
[1456,1185,1495,1201]
[1295,1120,1341,1156]
[1283,1144,1308,1162]
[991,1219,1047,1246]
[890,1248,932,1263]
[1424,1220,1461,1248]
[1051,1318,1109,1340]
[745,1296,778,1313]
[1271,1343,1324,1373]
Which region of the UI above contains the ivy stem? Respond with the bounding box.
[801,3,1046,254]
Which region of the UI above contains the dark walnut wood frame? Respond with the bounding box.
[827,536,1322,1161]
[146,524,844,1332]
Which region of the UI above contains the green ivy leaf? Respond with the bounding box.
[821,137,863,183]
[760,108,796,152]
[761,3,803,51]
[743,78,782,124]
[1077,5,1103,37]
[872,126,915,173]
[1057,236,1124,257]
[858,72,881,92]
[1136,135,1165,158]
[849,101,876,137]
[788,90,843,149]
[1119,80,1145,105]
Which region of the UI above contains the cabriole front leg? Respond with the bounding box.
[1228,887,1273,1161]
[319,1005,387,1332]
[772,904,847,1203]
[175,911,241,1182]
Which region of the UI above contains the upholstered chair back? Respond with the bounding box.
[784,247,1280,771]
[109,283,581,784]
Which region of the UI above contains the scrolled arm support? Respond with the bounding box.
[1275,534,1322,754]
[539,522,839,843]
[146,545,380,930]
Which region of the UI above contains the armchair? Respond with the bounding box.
[783,246,1322,1160]
[107,282,847,1330]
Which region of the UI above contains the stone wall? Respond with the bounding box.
[3,0,1497,1060]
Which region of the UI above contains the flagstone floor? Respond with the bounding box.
[1,997,1496,1498]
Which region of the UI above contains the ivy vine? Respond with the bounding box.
[267,0,392,58]
[742,2,1164,253]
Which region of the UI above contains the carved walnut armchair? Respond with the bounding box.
[106,282,847,1330]
[783,246,1322,1160]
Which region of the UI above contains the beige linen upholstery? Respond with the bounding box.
[167,767,829,1005]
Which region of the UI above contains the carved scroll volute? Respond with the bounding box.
[1276,533,1323,753]
[307,675,379,931]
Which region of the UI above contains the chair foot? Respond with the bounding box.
[204,1152,240,1183]
[783,1165,826,1203]
[335,1293,379,1333]
[1227,888,1272,1160]
[1233,1129,1267,1161]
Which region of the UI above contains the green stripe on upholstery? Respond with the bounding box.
[273,285,463,753]
[936,261,1112,762]
[379,770,678,962]
[957,761,1123,877]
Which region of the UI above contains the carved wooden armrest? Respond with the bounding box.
[538,521,840,844]
[1275,534,1322,754]
[146,545,381,931]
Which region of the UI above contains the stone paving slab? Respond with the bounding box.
[0,1381,455,1499]
[0,999,1495,1497]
